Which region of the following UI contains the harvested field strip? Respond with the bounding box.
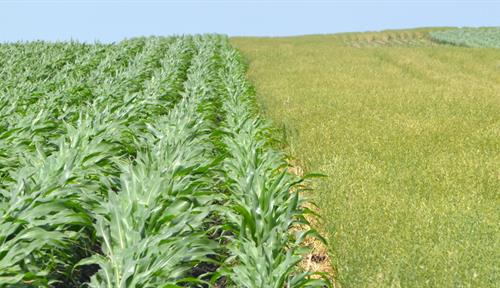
[339,29,440,47]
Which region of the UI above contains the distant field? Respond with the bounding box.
[430,27,500,48]
[339,28,440,47]
[232,28,500,287]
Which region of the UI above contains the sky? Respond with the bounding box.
[0,0,499,42]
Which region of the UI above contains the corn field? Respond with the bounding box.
[429,27,500,48]
[0,35,329,287]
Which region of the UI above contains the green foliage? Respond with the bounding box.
[0,35,327,287]
[430,27,500,48]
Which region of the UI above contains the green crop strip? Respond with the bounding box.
[0,35,328,287]
[430,27,500,48]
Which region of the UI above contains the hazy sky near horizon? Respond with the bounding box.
[0,0,499,42]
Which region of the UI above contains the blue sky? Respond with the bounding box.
[0,0,499,42]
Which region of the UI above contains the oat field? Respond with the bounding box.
[233,28,500,287]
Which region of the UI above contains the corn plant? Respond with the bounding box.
[215,40,331,287]
[78,36,223,287]
[0,35,329,287]
[0,38,159,285]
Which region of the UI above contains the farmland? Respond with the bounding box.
[233,28,500,287]
[430,27,500,48]
[0,36,328,287]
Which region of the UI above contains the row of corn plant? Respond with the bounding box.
[76,35,224,287]
[0,40,138,286]
[0,35,329,287]
[214,38,331,287]
[0,39,137,201]
[0,43,116,285]
[0,37,190,286]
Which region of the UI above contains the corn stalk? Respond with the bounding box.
[215,39,331,288]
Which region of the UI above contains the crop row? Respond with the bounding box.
[0,36,329,287]
[340,30,435,48]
